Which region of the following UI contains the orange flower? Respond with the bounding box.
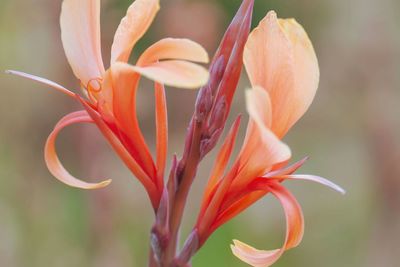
[7,0,209,209]
[195,11,344,266]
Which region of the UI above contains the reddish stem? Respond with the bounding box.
[162,120,203,266]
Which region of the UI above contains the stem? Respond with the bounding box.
[162,120,203,265]
[148,248,158,267]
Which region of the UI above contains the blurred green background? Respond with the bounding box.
[1,0,399,266]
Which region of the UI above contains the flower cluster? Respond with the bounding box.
[8,0,344,266]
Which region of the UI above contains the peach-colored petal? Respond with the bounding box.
[244,11,319,138]
[129,60,209,89]
[60,0,105,86]
[233,121,291,189]
[111,0,160,63]
[245,86,272,128]
[45,111,111,189]
[231,87,291,190]
[155,82,167,189]
[5,70,75,98]
[137,38,209,66]
[231,182,304,267]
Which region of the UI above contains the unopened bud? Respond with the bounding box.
[194,85,213,122]
[208,55,226,94]
[208,97,227,134]
[200,128,223,158]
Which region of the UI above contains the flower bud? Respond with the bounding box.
[194,85,213,122]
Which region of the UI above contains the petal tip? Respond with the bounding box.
[92,179,112,189]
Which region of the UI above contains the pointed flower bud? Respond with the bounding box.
[194,85,213,122]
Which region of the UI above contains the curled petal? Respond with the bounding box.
[231,182,304,267]
[130,60,209,89]
[45,111,111,189]
[155,82,168,189]
[60,0,105,85]
[111,0,160,63]
[244,11,319,138]
[5,70,75,98]
[137,38,209,66]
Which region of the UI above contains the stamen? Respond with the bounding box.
[86,77,103,104]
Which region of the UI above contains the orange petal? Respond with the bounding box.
[244,11,319,138]
[197,117,242,234]
[110,0,160,63]
[60,0,105,86]
[129,60,209,89]
[265,157,308,177]
[231,182,304,267]
[155,82,167,190]
[45,111,111,189]
[137,38,209,66]
[210,191,265,237]
[105,63,157,179]
[5,70,75,98]
[203,117,241,203]
[78,98,160,208]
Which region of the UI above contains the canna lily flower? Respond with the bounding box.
[6,0,209,209]
[194,11,344,266]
